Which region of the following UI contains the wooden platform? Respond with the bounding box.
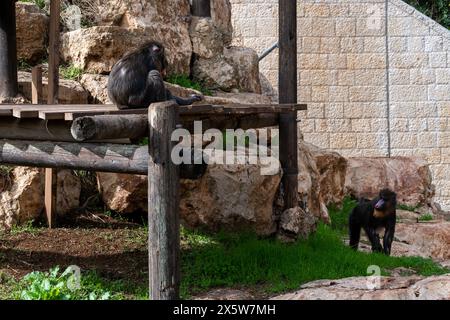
[0,103,306,121]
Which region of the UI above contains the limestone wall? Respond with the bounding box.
[230,0,450,209]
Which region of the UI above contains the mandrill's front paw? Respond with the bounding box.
[190,94,203,102]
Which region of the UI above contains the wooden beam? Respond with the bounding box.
[31,66,43,104]
[71,115,148,141]
[279,0,299,209]
[0,0,18,98]
[45,168,57,228]
[0,140,149,174]
[148,101,180,300]
[191,0,211,17]
[47,0,60,104]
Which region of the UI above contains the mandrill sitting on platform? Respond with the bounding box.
[348,189,397,256]
[107,41,203,109]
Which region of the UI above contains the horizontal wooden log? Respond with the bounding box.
[0,118,130,143]
[0,139,148,174]
[71,115,148,141]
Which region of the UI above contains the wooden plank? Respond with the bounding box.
[279,0,299,209]
[13,104,110,119]
[65,108,147,121]
[0,106,13,116]
[45,168,57,228]
[31,66,43,104]
[148,101,180,300]
[47,0,60,105]
[41,107,119,120]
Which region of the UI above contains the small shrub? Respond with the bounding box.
[19,0,46,10]
[60,65,83,81]
[167,74,212,96]
[397,204,420,212]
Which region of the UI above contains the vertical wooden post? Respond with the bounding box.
[278,0,298,209]
[148,101,180,300]
[191,0,211,17]
[0,0,18,98]
[48,0,60,105]
[31,66,42,104]
[45,0,60,228]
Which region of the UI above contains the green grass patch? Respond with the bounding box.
[180,224,448,297]
[418,213,434,222]
[328,197,357,234]
[167,74,212,96]
[9,220,43,236]
[60,65,84,81]
[397,204,420,212]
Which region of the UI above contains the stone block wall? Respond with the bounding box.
[230,0,450,209]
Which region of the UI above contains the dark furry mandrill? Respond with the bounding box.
[349,189,397,255]
[107,41,203,109]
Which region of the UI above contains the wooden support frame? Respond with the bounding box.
[191,0,211,17]
[0,0,18,98]
[278,0,299,209]
[45,0,61,228]
[148,101,180,300]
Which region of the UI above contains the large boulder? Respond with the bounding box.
[61,26,191,75]
[80,73,111,104]
[0,167,81,229]
[393,222,450,262]
[271,275,450,300]
[345,157,435,207]
[16,2,48,64]
[307,142,348,206]
[297,140,330,223]
[98,158,282,235]
[18,71,89,104]
[211,0,233,46]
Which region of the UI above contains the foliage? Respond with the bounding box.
[19,0,46,10]
[10,266,148,300]
[10,220,43,236]
[328,197,357,234]
[418,213,434,222]
[397,203,420,212]
[404,0,450,29]
[60,65,84,81]
[167,74,212,96]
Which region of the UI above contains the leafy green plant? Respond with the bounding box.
[167,74,212,96]
[10,220,42,236]
[60,65,84,81]
[404,0,450,29]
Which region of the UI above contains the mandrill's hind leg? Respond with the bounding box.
[349,214,361,250]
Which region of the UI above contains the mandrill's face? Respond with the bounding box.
[373,190,396,218]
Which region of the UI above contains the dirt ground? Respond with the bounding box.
[0,213,149,284]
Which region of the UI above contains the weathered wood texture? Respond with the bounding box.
[0,140,148,174]
[45,168,57,228]
[279,0,299,209]
[71,115,148,141]
[31,66,43,104]
[47,0,60,104]
[0,0,18,98]
[148,101,180,300]
[191,0,211,17]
